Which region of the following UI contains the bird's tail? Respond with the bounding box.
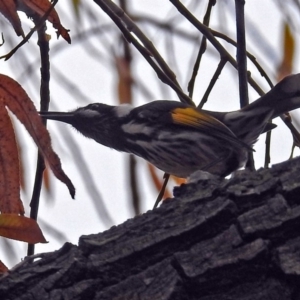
[244,74,300,119]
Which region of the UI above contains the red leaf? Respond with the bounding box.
[0,74,75,198]
[0,105,24,215]
[0,0,25,38]
[0,214,47,243]
[18,0,71,43]
[0,260,8,275]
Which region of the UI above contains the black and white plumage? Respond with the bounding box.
[40,74,300,178]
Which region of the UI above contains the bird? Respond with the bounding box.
[40,74,300,179]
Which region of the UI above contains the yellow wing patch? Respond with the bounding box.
[171,107,224,128]
[171,107,252,151]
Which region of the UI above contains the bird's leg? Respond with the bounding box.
[245,151,255,171]
[153,173,170,209]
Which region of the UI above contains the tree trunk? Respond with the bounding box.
[1,157,300,300]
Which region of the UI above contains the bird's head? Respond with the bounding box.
[40,103,130,150]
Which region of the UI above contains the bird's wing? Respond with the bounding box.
[136,100,251,151]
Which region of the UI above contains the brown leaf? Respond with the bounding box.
[0,104,24,215]
[42,162,52,197]
[18,0,71,43]
[277,23,295,80]
[0,74,75,198]
[116,56,132,104]
[0,0,25,38]
[0,214,47,243]
[0,260,8,275]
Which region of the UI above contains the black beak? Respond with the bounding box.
[39,111,76,125]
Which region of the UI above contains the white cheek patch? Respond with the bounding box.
[114,104,133,117]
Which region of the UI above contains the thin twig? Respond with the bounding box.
[280,113,300,147]
[153,173,170,209]
[198,57,227,108]
[211,29,274,89]
[235,0,249,107]
[93,0,194,105]
[188,0,216,98]
[135,15,199,42]
[235,0,255,171]
[169,0,264,96]
[0,0,59,61]
[118,0,141,215]
[27,21,50,257]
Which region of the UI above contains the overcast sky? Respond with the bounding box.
[0,0,299,267]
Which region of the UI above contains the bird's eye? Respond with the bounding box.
[138,111,156,121]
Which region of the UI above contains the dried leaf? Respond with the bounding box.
[0,214,47,243]
[0,0,25,38]
[0,74,75,198]
[0,105,24,215]
[0,260,8,275]
[116,56,132,104]
[43,162,51,196]
[18,0,71,43]
[277,23,295,80]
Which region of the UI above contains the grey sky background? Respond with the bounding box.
[0,0,299,267]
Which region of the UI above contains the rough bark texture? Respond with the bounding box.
[1,157,300,300]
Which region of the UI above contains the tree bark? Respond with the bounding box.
[1,157,300,300]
